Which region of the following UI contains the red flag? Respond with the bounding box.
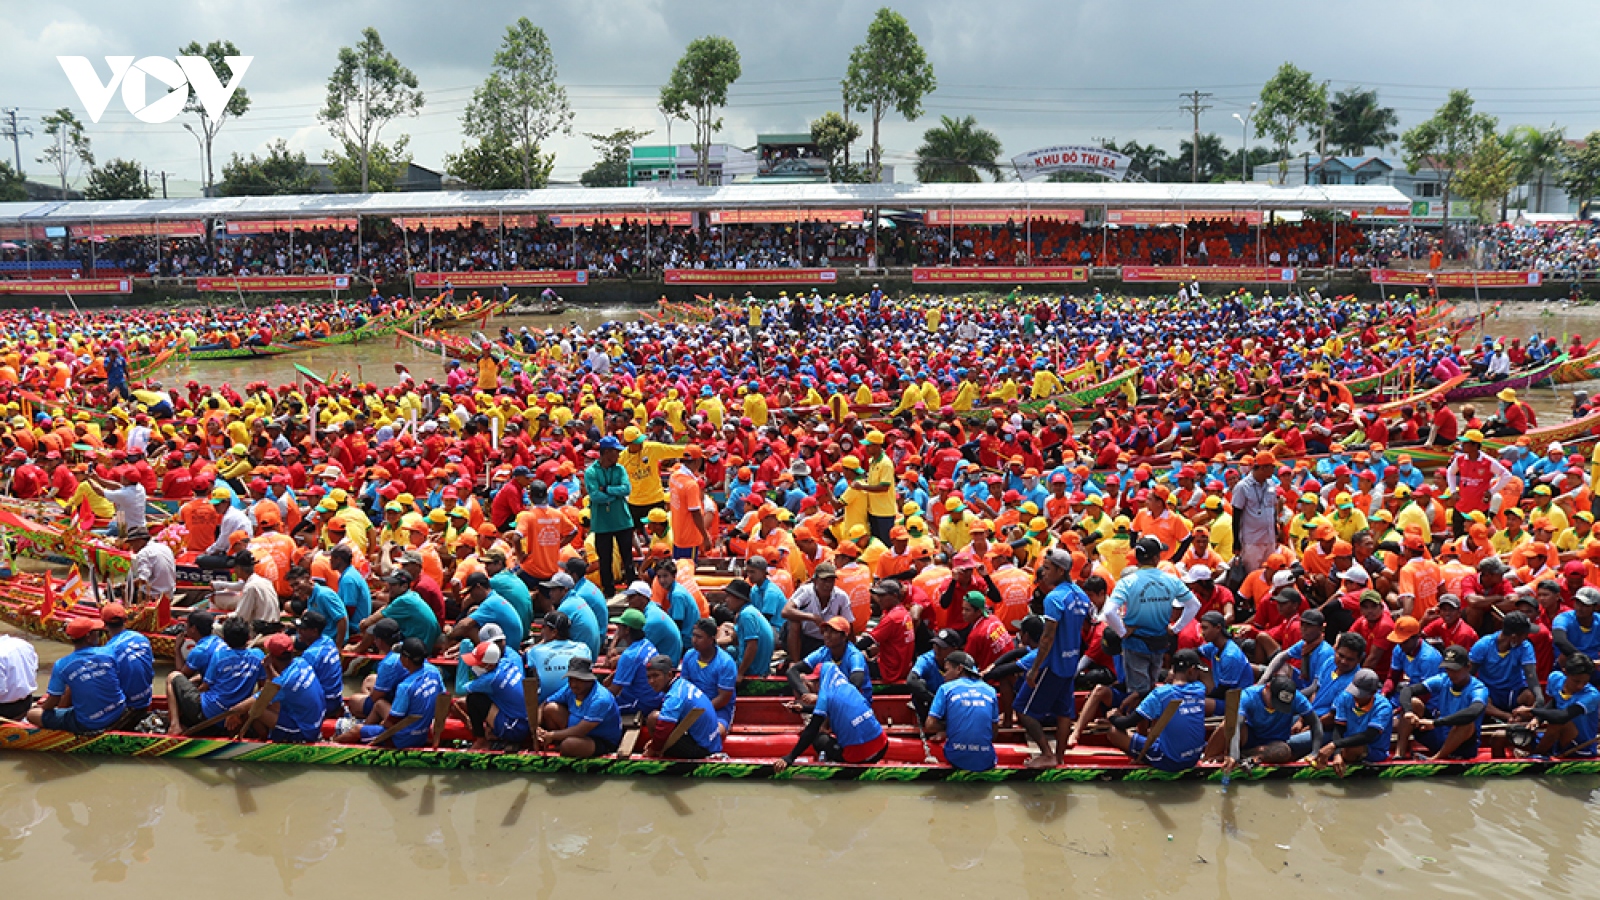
[39,570,54,620]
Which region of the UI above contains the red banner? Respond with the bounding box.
[662,268,838,285]
[1106,209,1264,226]
[707,209,863,225]
[912,266,1088,284]
[413,270,588,288]
[196,275,354,292]
[1370,269,1542,288]
[547,212,692,228]
[68,221,206,239]
[224,218,358,235]
[1122,266,1296,283]
[0,278,131,295]
[924,209,1084,225]
[1349,205,1413,219]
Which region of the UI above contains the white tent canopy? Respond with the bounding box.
[0,182,1412,226]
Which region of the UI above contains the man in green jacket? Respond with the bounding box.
[586,435,635,598]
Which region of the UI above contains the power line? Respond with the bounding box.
[1178,91,1213,182]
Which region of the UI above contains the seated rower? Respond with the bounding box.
[166,618,263,737]
[344,618,405,722]
[1312,668,1393,774]
[787,616,872,701]
[680,618,738,736]
[1196,611,1255,714]
[1394,645,1488,760]
[460,637,530,749]
[640,655,723,759]
[1105,648,1207,773]
[539,657,624,758]
[1511,652,1600,757]
[1202,674,1322,769]
[27,617,126,734]
[1384,616,1442,697]
[232,633,326,743]
[926,651,999,772]
[294,611,345,719]
[101,602,153,727]
[334,638,445,749]
[907,628,961,720]
[1469,612,1543,725]
[606,608,663,715]
[174,611,219,677]
[775,660,888,772]
[720,578,776,681]
[526,611,593,704]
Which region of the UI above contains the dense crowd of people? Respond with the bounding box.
[0,286,1597,776]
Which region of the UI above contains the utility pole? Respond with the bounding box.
[1178,91,1214,182]
[145,169,170,199]
[1,108,30,174]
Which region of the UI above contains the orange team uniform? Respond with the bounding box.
[990,564,1035,632]
[668,466,707,551]
[1131,509,1190,561]
[179,498,220,554]
[518,506,568,581]
[1397,557,1442,620]
[1300,541,1337,578]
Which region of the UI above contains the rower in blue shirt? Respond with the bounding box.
[642,655,723,758]
[240,634,326,743]
[451,572,527,651]
[656,565,700,657]
[790,616,872,700]
[1107,649,1208,772]
[775,661,888,772]
[346,618,406,722]
[927,652,1000,772]
[295,612,346,717]
[907,629,959,719]
[1203,674,1321,769]
[608,608,663,714]
[1316,668,1396,775]
[1020,549,1096,768]
[723,579,776,679]
[539,657,623,758]
[1385,616,1443,695]
[1196,612,1254,713]
[744,559,789,633]
[176,611,220,678]
[102,603,153,719]
[334,548,372,626]
[680,619,739,733]
[546,572,602,657]
[563,558,610,639]
[295,566,349,647]
[337,638,444,749]
[165,618,262,737]
[1264,609,1336,696]
[1468,612,1543,717]
[622,581,683,662]
[461,640,530,747]
[1395,644,1490,760]
[29,617,125,734]
[1553,589,1600,663]
[525,611,593,702]
[1521,653,1600,757]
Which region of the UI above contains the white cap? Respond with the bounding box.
[478,623,506,644]
[1183,565,1214,584]
[625,580,652,598]
[1342,566,1370,584]
[1271,570,1296,589]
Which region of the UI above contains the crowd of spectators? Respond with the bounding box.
[913,218,1351,268]
[1476,221,1600,277]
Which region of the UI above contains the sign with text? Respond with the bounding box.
[0,278,131,295]
[1122,266,1296,283]
[923,208,1085,225]
[1370,269,1542,288]
[70,220,205,239]
[662,268,838,285]
[413,270,588,288]
[1106,209,1264,226]
[1348,205,1413,219]
[1012,145,1131,181]
[548,212,693,228]
[196,275,352,292]
[706,209,863,225]
[912,266,1088,284]
[224,218,358,235]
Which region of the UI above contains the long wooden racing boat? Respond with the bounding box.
[1444,355,1568,402]
[1365,375,1466,415]
[3,715,1595,783]
[1339,358,1413,398]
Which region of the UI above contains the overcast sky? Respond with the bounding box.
[4,0,1596,193]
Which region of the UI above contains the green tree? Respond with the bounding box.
[83,158,152,200]
[446,133,549,190]
[1177,133,1230,182]
[325,136,411,192]
[37,108,93,196]
[1326,87,1397,156]
[1401,89,1496,225]
[1508,124,1566,214]
[580,127,651,187]
[842,8,936,184]
[178,39,251,195]
[0,161,25,201]
[810,111,863,182]
[462,18,571,190]
[1256,63,1328,183]
[914,115,1001,182]
[1455,133,1518,222]
[658,36,742,186]
[218,139,318,196]
[318,27,424,193]
[1559,131,1600,219]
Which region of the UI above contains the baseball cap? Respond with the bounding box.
[1346,668,1382,700]
[541,572,576,590]
[945,651,980,675]
[618,608,647,629]
[823,616,851,633]
[813,562,838,579]
[963,590,988,610]
[1388,616,1421,642]
[400,638,428,662]
[566,657,598,681]
[65,616,104,639]
[932,628,962,649]
[1441,645,1470,670]
[1341,566,1370,584]
[100,602,127,622]
[1300,609,1326,627]
[1437,593,1462,608]
[263,633,297,657]
[371,618,403,643]
[463,641,502,669]
[478,623,507,644]
[1183,565,1213,584]
[1172,648,1202,672]
[624,580,652,598]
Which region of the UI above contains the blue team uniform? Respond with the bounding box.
[930,677,999,771]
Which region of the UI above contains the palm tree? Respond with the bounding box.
[915,115,1002,182]
[1327,88,1399,156]
[1509,125,1567,213]
[1178,133,1230,181]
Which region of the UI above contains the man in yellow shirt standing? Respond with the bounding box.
[860,431,898,545]
[832,455,870,540]
[620,425,684,549]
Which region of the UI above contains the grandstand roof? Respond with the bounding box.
[0,182,1411,225]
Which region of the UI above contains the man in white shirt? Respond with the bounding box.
[126,525,177,604]
[90,468,147,537]
[0,633,39,720]
[229,551,282,632]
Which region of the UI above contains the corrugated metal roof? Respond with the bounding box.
[0,182,1412,224]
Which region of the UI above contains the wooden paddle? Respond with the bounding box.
[1220,689,1242,786]
[614,712,642,759]
[362,714,422,747]
[1136,699,1181,765]
[233,682,279,738]
[657,706,703,756]
[429,693,450,748]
